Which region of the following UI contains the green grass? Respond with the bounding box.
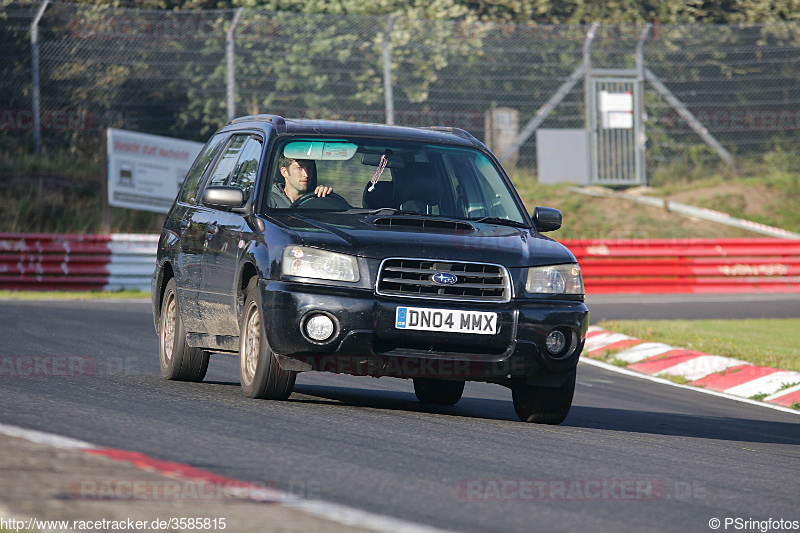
[596,319,800,373]
[651,167,800,233]
[0,290,149,300]
[510,156,800,235]
[0,150,165,233]
[0,182,165,234]
[660,374,691,385]
[0,149,101,178]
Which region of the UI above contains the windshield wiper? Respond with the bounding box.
[468,216,530,229]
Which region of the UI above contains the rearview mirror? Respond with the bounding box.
[532,206,562,232]
[361,153,404,168]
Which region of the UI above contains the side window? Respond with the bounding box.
[206,134,248,188]
[443,153,486,218]
[228,136,263,203]
[179,133,227,203]
[473,155,516,219]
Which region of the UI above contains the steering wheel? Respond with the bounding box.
[289,192,351,210]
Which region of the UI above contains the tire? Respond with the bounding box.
[239,283,296,400]
[159,278,209,382]
[413,378,465,406]
[511,371,576,424]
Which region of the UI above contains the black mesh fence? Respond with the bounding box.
[3,2,800,176]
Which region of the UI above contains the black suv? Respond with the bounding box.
[152,115,588,424]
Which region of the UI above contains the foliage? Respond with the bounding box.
[7,0,800,167]
[169,4,487,140]
[76,0,800,24]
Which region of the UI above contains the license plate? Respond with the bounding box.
[395,306,497,335]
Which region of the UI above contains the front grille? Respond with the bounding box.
[377,258,511,302]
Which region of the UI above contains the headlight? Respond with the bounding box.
[282,246,359,282]
[526,264,583,295]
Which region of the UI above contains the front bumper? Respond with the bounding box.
[260,280,589,385]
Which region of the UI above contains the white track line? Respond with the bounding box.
[0,422,94,449]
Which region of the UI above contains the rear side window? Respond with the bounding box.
[206,134,263,203]
[207,134,248,188]
[178,133,228,204]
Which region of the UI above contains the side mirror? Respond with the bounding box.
[203,186,245,210]
[532,206,562,232]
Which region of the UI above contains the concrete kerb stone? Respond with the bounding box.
[764,384,800,407]
[582,326,800,410]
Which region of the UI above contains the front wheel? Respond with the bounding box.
[413,378,465,405]
[239,284,296,400]
[159,278,209,382]
[511,371,576,424]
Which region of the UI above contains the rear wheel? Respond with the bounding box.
[159,278,209,382]
[511,371,575,424]
[239,284,296,399]
[413,378,465,406]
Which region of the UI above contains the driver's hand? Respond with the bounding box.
[315,185,333,197]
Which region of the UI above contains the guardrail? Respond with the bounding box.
[0,233,157,292]
[562,238,800,294]
[1,234,799,294]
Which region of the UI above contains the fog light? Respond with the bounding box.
[304,314,334,342]
[545,330,567,355]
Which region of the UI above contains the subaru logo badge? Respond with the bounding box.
[432,272,458,285]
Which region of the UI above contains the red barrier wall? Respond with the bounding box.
[0,233,112,291]
[561,238,800,294]
[2,234,799,294]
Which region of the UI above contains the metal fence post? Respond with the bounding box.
[583,23,599,183]
[635,24,651,185]
[227,8,244,122]
[30,0,50,155]
[382,15,396,125]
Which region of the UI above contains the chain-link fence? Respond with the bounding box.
[3,2,800,180]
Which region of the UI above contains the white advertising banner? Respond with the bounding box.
[107,128,204,213]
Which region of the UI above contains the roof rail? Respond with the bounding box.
[227,114,286,132]
[421,126,481,146]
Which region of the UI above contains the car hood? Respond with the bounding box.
[264,212,576,268]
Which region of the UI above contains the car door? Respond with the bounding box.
[197,133,263,338]
[172,132,229,333]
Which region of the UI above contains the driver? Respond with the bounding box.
[268,154,333,208]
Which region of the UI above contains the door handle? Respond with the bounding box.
[180,219,190,232]
[206,223,218,236]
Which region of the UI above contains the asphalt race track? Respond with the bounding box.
[0,296,798,532]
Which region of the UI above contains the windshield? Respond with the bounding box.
[263,137,528,225]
